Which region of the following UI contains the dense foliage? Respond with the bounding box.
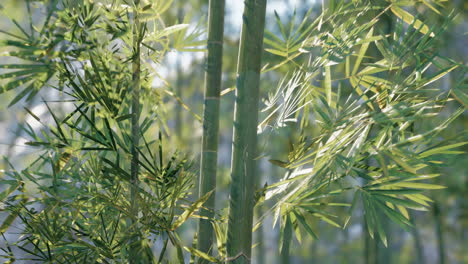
[0,0,466,263]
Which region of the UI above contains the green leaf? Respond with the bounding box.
[324,65,332,107]
[375,199,412,230]
[385,150,418,174]
[404,194,431,207]
[314,213,341,228]
[352,27,373,75]
[184,246,219,263]
[343,192,359,228]
[363,194,376,238]
[0,181,23,202]
[293,210,318,239]
[159,24,189,38]
[387,182,445,190]
[265,48,288,57]
[419,142,467,158]
[0,64,48,69]
[8,83,36,107]
[0,69,41,79]
[451,86,468,107]
[373,194,426,210]
[0,75,35,94]
[171,190,213,230]
[369,189,423,195]
[0,198,27,233]
[390,6,434,37]
[420,65,458,88]
[268,159,289,168]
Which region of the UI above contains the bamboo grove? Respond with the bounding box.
[0,0,466,263]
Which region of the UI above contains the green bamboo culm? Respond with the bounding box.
[226,0,267,263]
[280,216,293,264]
[130,0,141,262]
[175,4,184,141]
[197,0,225,262]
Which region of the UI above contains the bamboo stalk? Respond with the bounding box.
[410,213,425,264]
[226,0,267,263]
[255,163,267,264]
[433,202,446,264]
[197,0,225,262]
[280,216,292,264]
[175,5,184,142]
[364,218,379,264]
[130,0,141,262]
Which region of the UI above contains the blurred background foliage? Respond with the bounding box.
[0,0,466,263]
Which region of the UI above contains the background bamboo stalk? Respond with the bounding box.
[197,0,225,262]
[434,202,446,264]
[226,0,267,263]
[130,1,141,262]
[175,5,184,142]
[410,213,425,264]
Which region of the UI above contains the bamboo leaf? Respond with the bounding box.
[0,181,23,202]
[293,210,318,239]
[268,159,289,168]
[373,194,427,210]
[391,6,434,37]
[420,65,457,87]
[352,27,373,75]
[421,0,441,15]
[184,246,219,263]
[419,142,467,158]
[0,64,47,69]
[397,205,410,220]
[265,48,288,57]
[369,189,423,195]
[159,24,189,38]
[324,65,332,107]
[8,82,37,107]
[343,192,359,228]
[172,190,213,230]
[0,198,27,233]
[388,182,446,190]
[451,86,468,107]
[0,75,35,94]
[375,199,412,230]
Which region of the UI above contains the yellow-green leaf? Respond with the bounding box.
[171,190,213,230]
[265,48,288,57]
[183,246,219,263]
[419,142,467,158]
[352,27,374,75]
[390,182,446,190]
[391,6,435,37]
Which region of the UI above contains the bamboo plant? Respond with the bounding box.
[258,0,466,258]
[0,1,208,263]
